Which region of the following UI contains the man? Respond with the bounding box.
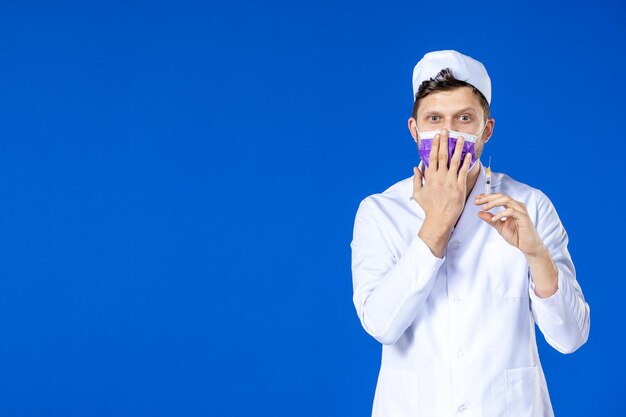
[351,50,590,417]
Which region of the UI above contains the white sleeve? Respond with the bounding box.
[528,190,590,354]
[351,199,444,345]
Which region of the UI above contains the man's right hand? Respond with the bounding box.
[412,129,472,258]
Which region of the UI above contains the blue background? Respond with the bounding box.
[0,1,623,416]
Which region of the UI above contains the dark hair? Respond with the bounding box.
[412,68,490,120]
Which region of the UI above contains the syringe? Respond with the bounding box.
[484,156,492,195]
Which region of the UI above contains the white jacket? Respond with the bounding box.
[351,163,590,417]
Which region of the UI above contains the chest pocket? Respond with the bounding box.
[483,240,530,299]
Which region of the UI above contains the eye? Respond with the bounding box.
[427,115,440,122]
[459,114,471,122]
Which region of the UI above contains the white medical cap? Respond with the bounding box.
[412,50,491,104]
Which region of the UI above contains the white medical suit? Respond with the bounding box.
[351,163,590,417]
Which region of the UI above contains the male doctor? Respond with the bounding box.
[351,50,590,417]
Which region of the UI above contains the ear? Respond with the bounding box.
[483,118,495,144]
[408,117,418,144]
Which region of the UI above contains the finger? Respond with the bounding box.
[478,202,529,226]
[491,207,523,223]
[428,133,439,170]
[457,152,472,186]
[438,129,449,171]
[481,196,527,213]
[474,193,509,206]
[474,192,505,205]
[448,136,465,174]
[477,211,505,234]
[478,195,512,211]
[413,166,423,192]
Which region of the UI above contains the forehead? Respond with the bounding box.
[417,86,483,115]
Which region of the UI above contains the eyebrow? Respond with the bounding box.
[421,107,478,116]
[454,107,478,114]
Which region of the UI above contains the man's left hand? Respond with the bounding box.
[474,192,559,298]
[474,193,547,259]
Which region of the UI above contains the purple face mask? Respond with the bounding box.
[417,127,485,170]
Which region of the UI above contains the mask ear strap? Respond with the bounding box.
[414,125,424,142]
[477,123,487,138]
